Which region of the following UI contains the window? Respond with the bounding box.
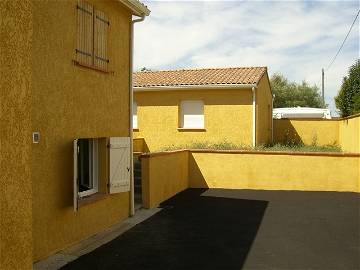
[76,0,109,71]
[133,101,138,129]
[77,138,98,197]
[180,100,204,129]
[73,137,131,211]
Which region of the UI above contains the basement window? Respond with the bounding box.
[77,138,99,197]
[180,100,204,129]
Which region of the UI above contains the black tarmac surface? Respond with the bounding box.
[61,189,360,270]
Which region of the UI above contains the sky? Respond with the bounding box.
[133,0,360,115]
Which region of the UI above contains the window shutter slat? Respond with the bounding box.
[109,137,130,194]
[94,9,109,71]
[76,0,93,66]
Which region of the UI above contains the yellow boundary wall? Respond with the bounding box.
[274,113,360,153]
[141,150,360,208]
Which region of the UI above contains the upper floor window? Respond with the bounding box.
[180,100,204,129]
[76,0,109,71]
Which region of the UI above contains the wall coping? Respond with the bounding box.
[140,149,360,158]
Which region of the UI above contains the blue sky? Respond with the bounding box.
[133,0,359,114]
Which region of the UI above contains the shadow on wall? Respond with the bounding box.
[188,154,208,188]
[274,119,304,145]
[60,189,268,270]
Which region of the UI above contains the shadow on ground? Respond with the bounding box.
[61,189,268,270]
[61,188,360,270]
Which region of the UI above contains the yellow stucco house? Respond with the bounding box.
[0,0,149,269]
[133,67,273,151]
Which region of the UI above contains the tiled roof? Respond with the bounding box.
[133,67,267,88]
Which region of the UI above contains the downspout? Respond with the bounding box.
[252,87,256,148]
[129,15,145,217]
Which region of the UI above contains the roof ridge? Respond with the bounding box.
[134,66,267,74]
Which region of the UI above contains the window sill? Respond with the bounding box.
[177,128,206,132]
[78,193,107,208]
[72,60,114,75]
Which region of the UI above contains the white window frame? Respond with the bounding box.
[78,139,99,198]
[180,100,204,129]
[133,101,138,129]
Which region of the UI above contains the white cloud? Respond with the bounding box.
[134,0,359,114]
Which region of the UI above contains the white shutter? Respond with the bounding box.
[73,139,79,212]
[181,100,204,128]
[109,137,131,193]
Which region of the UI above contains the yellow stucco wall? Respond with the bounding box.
[141,151,189,208]
[134,88,257,151]
[31,0,132,261]
[273,119,339,146]
[273,114,360,153]
[339,115,360,153]
[189,151,359,192]
[141,150,359,209]
[133,137,147,153]
[256,74,273,145]
[0,1,33,269]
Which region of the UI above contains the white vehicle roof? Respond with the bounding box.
[273,107,331,119]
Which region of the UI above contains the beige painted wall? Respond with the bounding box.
[134,76,272,152]
[0,1,33,269]
[31,0,132,261]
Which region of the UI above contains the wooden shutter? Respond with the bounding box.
[73,139,79,212]
[76,0,94,66]
[109,137,130,194]
[94,9,109,71]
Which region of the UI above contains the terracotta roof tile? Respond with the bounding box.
[133,67,267,88]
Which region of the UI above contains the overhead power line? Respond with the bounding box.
[325,9,360,71]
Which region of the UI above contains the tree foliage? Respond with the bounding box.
[335,59,360,117]
[270,73,325,108]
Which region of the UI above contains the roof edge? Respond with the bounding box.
[134,83,257,92]
[119,0,150,17]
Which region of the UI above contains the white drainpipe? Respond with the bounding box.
[252,86,256,148]
[129,15,145,217]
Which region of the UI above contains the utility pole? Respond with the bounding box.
[321,68,325,104]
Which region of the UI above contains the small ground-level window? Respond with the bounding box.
[180,100,204,129]
[77,138,98,197]
[133,101,138,129]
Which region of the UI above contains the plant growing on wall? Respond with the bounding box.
[335,59,360,117]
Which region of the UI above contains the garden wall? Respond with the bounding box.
[141,150,189,208]
[273,113,360,153]
[141,150,359,208]
[338,114,360,153]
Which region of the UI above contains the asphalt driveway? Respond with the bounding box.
[61,189,360,270]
